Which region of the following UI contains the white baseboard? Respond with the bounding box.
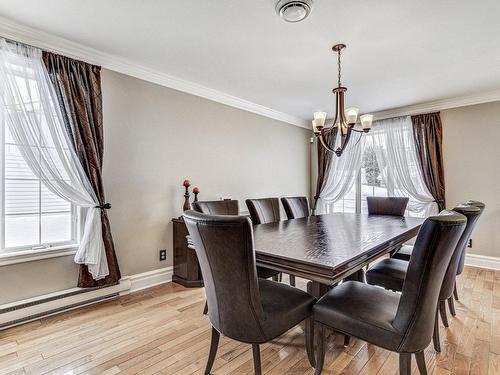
[125,266,174,293]
[465,254,500,271]
[0,266,173,329]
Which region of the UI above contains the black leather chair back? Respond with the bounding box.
[456,200,485,275]
[191,199,239,215]
[281,196,310,219]
[439,204,481,300]
[366,196,409,216]
[183,210,267,343]
[393,211,466,352]
[246,198,280,224]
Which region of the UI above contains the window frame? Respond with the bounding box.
[0,64,81,259]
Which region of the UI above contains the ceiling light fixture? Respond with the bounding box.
[275,0,313,22]
[312,44,373,157]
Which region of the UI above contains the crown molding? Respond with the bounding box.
[2,16,500,129]
[0,16,309,129]
[372,88,500,121]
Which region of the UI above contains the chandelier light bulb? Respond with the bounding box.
[360,114,374,130]
[346,107,359,124]
[313,112,327,128]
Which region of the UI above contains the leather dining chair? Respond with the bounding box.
[365,196,409,263]
[246,198,281,224]
[313,211,466,375]
[393,200,485,300]
[192,199,280,281]
[365,204,482,352]
[454,200,485,300]
[183,210,316,375]
[367,196,409,216]
[192,199,281,314]
[191,199,239,215]
[245,198,291,285]
[281,196,311,220]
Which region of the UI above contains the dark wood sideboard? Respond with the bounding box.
[172,217,204,287]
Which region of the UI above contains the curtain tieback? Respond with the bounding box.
[95,203,111,210]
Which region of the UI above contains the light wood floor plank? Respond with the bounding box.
[0,266,497,374]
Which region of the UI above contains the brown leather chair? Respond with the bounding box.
[246,197,294,285]
[191,199,239,215]
[393,200,485,300]
[454,200,485,300]
[391,244,413,261]
[183,210,316,375]
[281,196,311,219]
[366,204,482,352]
[246,198,281,224]
[367,196,409,216]
[191,199,281,314]
[313,211,466,375]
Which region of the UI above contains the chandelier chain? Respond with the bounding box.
[337,48,341,87]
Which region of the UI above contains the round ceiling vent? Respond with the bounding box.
[275,0,313,23]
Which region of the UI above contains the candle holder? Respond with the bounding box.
[182,179,191,211]
[193,187,200,202]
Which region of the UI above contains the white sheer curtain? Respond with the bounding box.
[0,38,108,279]
[316,132,363,214]
[370,116,438,217]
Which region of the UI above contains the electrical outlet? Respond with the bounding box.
[159,249,167,261]
[467,239,472,248]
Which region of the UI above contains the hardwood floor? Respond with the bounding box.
[1,266,499,374]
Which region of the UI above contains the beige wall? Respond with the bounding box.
[441,101,500,258]
[0,69,311,304]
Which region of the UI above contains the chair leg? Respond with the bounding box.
[433,309,441,352]
[289,275,296,287]
[252,344,262,375]
[439,300,449,327]
[204,327,220,375]
[399,353,411,375]
[448,297,456,317]
[203,301,208,315]
[305,317,316,368]
[453,283,459,301]
[343,334,351,347]
[415,351,428,375]
[314,323,326,375]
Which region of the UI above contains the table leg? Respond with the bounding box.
[307,281,331,299]
[343,269,366,283]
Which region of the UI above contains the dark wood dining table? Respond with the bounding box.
[253,213,424,298]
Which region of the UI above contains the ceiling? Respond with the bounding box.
[1,0,500,125]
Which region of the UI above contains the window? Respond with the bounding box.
[360,138,388,213]
[332,137,418,217]
[332,138,386,214]
[1,66,78,254]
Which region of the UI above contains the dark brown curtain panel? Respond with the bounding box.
[313,127,338,211]
[43,51,121,287]
[411,112,446,211]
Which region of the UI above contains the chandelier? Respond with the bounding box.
[312,44,373,157]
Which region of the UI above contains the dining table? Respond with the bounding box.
[253,213,424,298]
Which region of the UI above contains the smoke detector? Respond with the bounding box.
[275,0,313,23]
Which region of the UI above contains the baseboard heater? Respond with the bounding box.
[0,278,131,330]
